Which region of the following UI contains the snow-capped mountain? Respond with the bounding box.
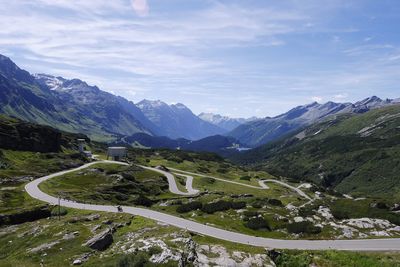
[137,100,224,140]
[34,74,66,91]
[198,113,257,131]
[228,96,400,147]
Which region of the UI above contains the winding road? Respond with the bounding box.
[25,161,400,251]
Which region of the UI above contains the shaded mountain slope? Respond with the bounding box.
[137,100,224,140]
[232,105,400,198]
[228,97,397,147]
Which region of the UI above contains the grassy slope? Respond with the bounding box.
[233,105,400,199]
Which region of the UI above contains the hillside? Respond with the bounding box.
[0,55,155,141]
[228,97,398,147]
[232,105,400,198]
[137,100,224,140]
[0,114,89,153]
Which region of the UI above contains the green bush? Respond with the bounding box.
[287,221,321,235]
[231,201,246,209]
[201,200,246,214]
[116,252,149,267]
[217,168,228,174]
[240,175,251,181]
[176,201,203,213]
[133,195,153,207]
[202,177,215,184]
[197,166,210,173]
[245,217,271,231]
[268,198,283,206]
[298,206,316,217]
[51,206,68,216]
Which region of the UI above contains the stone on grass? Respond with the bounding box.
[83,228,114,251]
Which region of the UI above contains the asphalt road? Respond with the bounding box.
[25,161,400,251]
[139,165,196,196]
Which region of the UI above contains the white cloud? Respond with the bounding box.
[334,93,348,100]
[311,96,323,102]
[131,0,149,17]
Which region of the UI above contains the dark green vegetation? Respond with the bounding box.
[286,221,322,235]
[176,200,246,214]
[0,114,89,153]
[40,164,170,206]
[329,199,400,225]
[234,105,400,199]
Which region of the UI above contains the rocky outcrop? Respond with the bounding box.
[0,115,89,152]
[0,205,51,226]
[83,228,114,251]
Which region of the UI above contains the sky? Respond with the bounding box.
[1,0,400,118]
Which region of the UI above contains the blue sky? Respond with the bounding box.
[1,0,400,118]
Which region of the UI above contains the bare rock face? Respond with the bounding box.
[83,228,114,251]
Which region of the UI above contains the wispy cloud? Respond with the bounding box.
[0,0,399,117]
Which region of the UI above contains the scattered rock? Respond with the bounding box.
[91,224,101,233]
[29,241,60,253]
[63,231,79,240]
[72,259,82,265]
[317,206,333,220]
[84,214,100,221]
[72,252,92,265]
[294,216,304,222]
[83,228,114,251]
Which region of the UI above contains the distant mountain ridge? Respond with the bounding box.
[115,132,243,156]
[227,96,400,147]
[137,99,224,140]
[198,113,257,131]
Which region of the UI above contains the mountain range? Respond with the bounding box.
[198,113,257,132]
[136,100,224,140]
[0,54,226,142]
[227,97,400,147]
[1,53,399,151]
[231,104,400,197]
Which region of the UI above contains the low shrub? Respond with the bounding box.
[51,206,68,216]
[231,201,246,209]
[133,195,153,207]
[268,199,283,206]
[245,217,271,231]
[201,200,246,214]
[217,168,228,174]
[197,166,210,173]
[287,221,321,235]
[240,175,251,181]
[202,177,215,184]
[116,251,149,267]
[298,206,316,217]
[177,201,203,213]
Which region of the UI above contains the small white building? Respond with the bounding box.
[107,147,127,161]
